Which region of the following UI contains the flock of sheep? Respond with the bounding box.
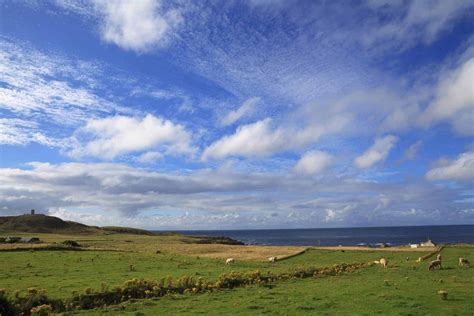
[373,254,470,270]
[224,254,471,269]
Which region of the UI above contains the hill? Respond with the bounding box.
[0,214,156,235]
[0,214,104,234]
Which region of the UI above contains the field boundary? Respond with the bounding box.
[420,246,445,261]
[276,248,308,261]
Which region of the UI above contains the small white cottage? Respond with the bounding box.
[420,239,436,247]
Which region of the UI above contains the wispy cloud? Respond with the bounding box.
[0,39,132,146]
[420,58,474,135]
[0,118,56,147]
[426,151,474,181]
[362,0,474,50]
[401,140,423,162]
[354,135,398,169]
[221,97,260,126]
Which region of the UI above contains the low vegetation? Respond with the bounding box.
[180,235,245,245]
[61,240,81,248]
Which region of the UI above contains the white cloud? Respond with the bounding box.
[221,97,261,126]
[203,114,350,160]
[354,135,398,169]
[420,58,474,135]
[294,150,334,175]
[93,0,182,53]
[202,118,283,159]
[426,151,474,181]
[68,114,195,160]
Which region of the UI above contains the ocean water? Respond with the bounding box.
[165,225,474,247]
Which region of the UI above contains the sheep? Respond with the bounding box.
[268,256,277,263]
[416,257,422,262]
[225,258,235,265]
[458,257,470,267]
[374,258,388,267]
[428,259,442,270]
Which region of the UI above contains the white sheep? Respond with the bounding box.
[416,257,422,262]
[225,258,235,265]
[374,258,388,267]
[268,256,277,263]
[459,257,470,267]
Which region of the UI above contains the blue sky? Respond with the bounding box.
[0,0,473,229]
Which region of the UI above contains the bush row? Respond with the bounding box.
[0,262,370,315]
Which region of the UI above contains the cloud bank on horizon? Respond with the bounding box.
[0,0,473,229]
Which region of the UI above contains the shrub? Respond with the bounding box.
[3,289,63,315]
[0,291,16,316]
[30,304,52,316]
[61,240,81,248]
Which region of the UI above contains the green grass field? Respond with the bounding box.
[1,240,473,315]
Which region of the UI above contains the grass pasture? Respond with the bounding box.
[0,232,473,315]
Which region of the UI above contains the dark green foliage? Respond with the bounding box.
[181,236,244,245]
[61,240,81,247]
[102,226,155,236]
[0,291,16,316]
[0,289,63,316]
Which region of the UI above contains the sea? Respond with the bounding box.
[163,225,474,247]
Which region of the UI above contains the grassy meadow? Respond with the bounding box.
[0,232,473,315]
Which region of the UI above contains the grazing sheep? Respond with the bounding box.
[416,257,422,262]
[459,257,470,267]
[374,258,388,267]
[225,258,235,265]
[268,256,277,263]
[428,259,442,270]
